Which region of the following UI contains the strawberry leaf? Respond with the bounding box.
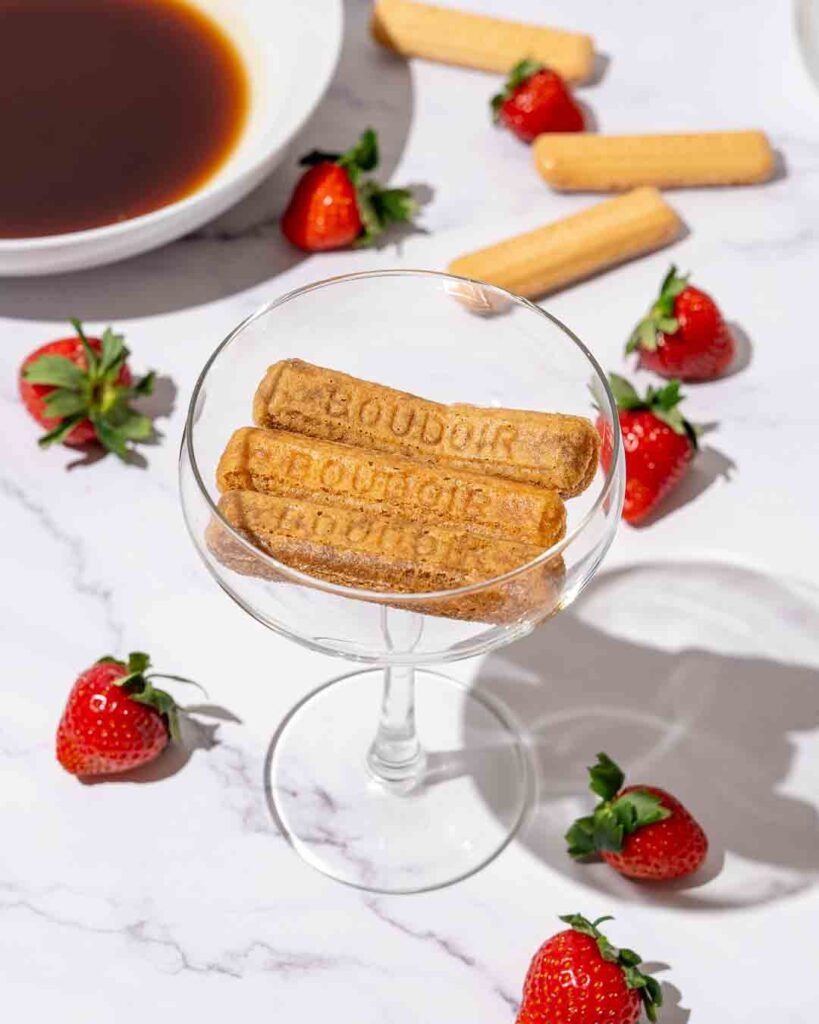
[127,652,151,674]
[131,371,155,397]
[99,327,127,375]
[338,127,379,175]
[37,413,84,448]
[91,417,129,459]
[608,373,644,410]
[354,181,417,248]
[588,752,625,800]
[565,816,597,858]
[24,355,86,389]
[612,790,671,831]
[626,264,690,355]
[42,389,89,418]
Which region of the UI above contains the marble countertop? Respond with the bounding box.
[2,0,818,1020]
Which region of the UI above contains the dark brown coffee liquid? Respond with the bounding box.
[0,0,249,237]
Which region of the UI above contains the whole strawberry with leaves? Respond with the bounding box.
[598,374,697,524]
[492,59,585,143]
[627,266,735,381]
[517,913,663,1024]
[57,652,182,777]
[281,128,417,251]
[566,753,708,881]
[20,319,154,458]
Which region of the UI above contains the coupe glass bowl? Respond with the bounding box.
[180,270,624,893]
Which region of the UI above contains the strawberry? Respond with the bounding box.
[281,128,416,251]
[627,266,735,381]
[20,319,155,458]
[598,374,697,524]
[491,59,585,143]
[517,913,663,1024]
[56,652,180,777]
[566,753,708,881]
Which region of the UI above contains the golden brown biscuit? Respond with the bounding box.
[371,0,594,82]
[448,188,682,300]
[208,490,564,624]
[252,360,599,498]
[533,131,775,192]
[217,427,566,547]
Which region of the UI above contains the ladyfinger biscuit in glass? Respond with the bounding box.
[216,427,566,547]
[533,131,775,192]
[371,0,594,82]
[252,360,599,498]
[448,188,682,300]
[207,490,564,624]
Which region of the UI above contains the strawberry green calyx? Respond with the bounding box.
[626,265,689,353]
[491,58,544,119]
[96,651,181,741]
[23,319,155,458]
[299,128,417,246]
[565,752,671,858]
[607,374,698,448]
[559,914,664,1022]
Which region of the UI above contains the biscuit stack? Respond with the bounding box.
[207,359,599,623]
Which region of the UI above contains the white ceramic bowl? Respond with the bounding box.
[0,0,343,277]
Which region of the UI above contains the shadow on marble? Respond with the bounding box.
[82,704,240,784]
[640,966,690,1024]
[585,52,611,88]
[0,0,416,321]
[64,374,177,472]
[634,444,734,527]
[467,561,819,910]
[724,321,753,377]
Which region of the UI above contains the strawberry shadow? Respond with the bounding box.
[467,561,819,910]
[633,445,735,526]
[640,968,690,1024]
[723,321,753,377]
[80,703,241,784]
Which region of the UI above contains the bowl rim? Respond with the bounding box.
[0,0,343,253]
[183,268,624,603]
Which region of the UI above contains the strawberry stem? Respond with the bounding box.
[24,320,157,459]
[565,752,671,858]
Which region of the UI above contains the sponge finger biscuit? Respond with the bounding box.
[253,359,599,498]
[217,427,567,547]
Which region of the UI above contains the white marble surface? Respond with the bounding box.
[2,0,818,1020]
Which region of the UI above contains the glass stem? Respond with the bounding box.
[367,663,425,789]
[367,607,426,790]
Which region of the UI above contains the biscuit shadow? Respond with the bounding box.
[583,52,611,88]
[0,0,415,321]
[467,561,819,910]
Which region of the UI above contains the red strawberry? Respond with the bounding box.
[627,266,735,381]
[598,374,697,524]
[492,60,585,143]
[281,128,416,251]
[566,753,708,881]
[20,319,155,458]
[56,652,180,777]
[517,914,663,1024]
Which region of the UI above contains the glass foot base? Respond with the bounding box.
[266,668,531,893]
